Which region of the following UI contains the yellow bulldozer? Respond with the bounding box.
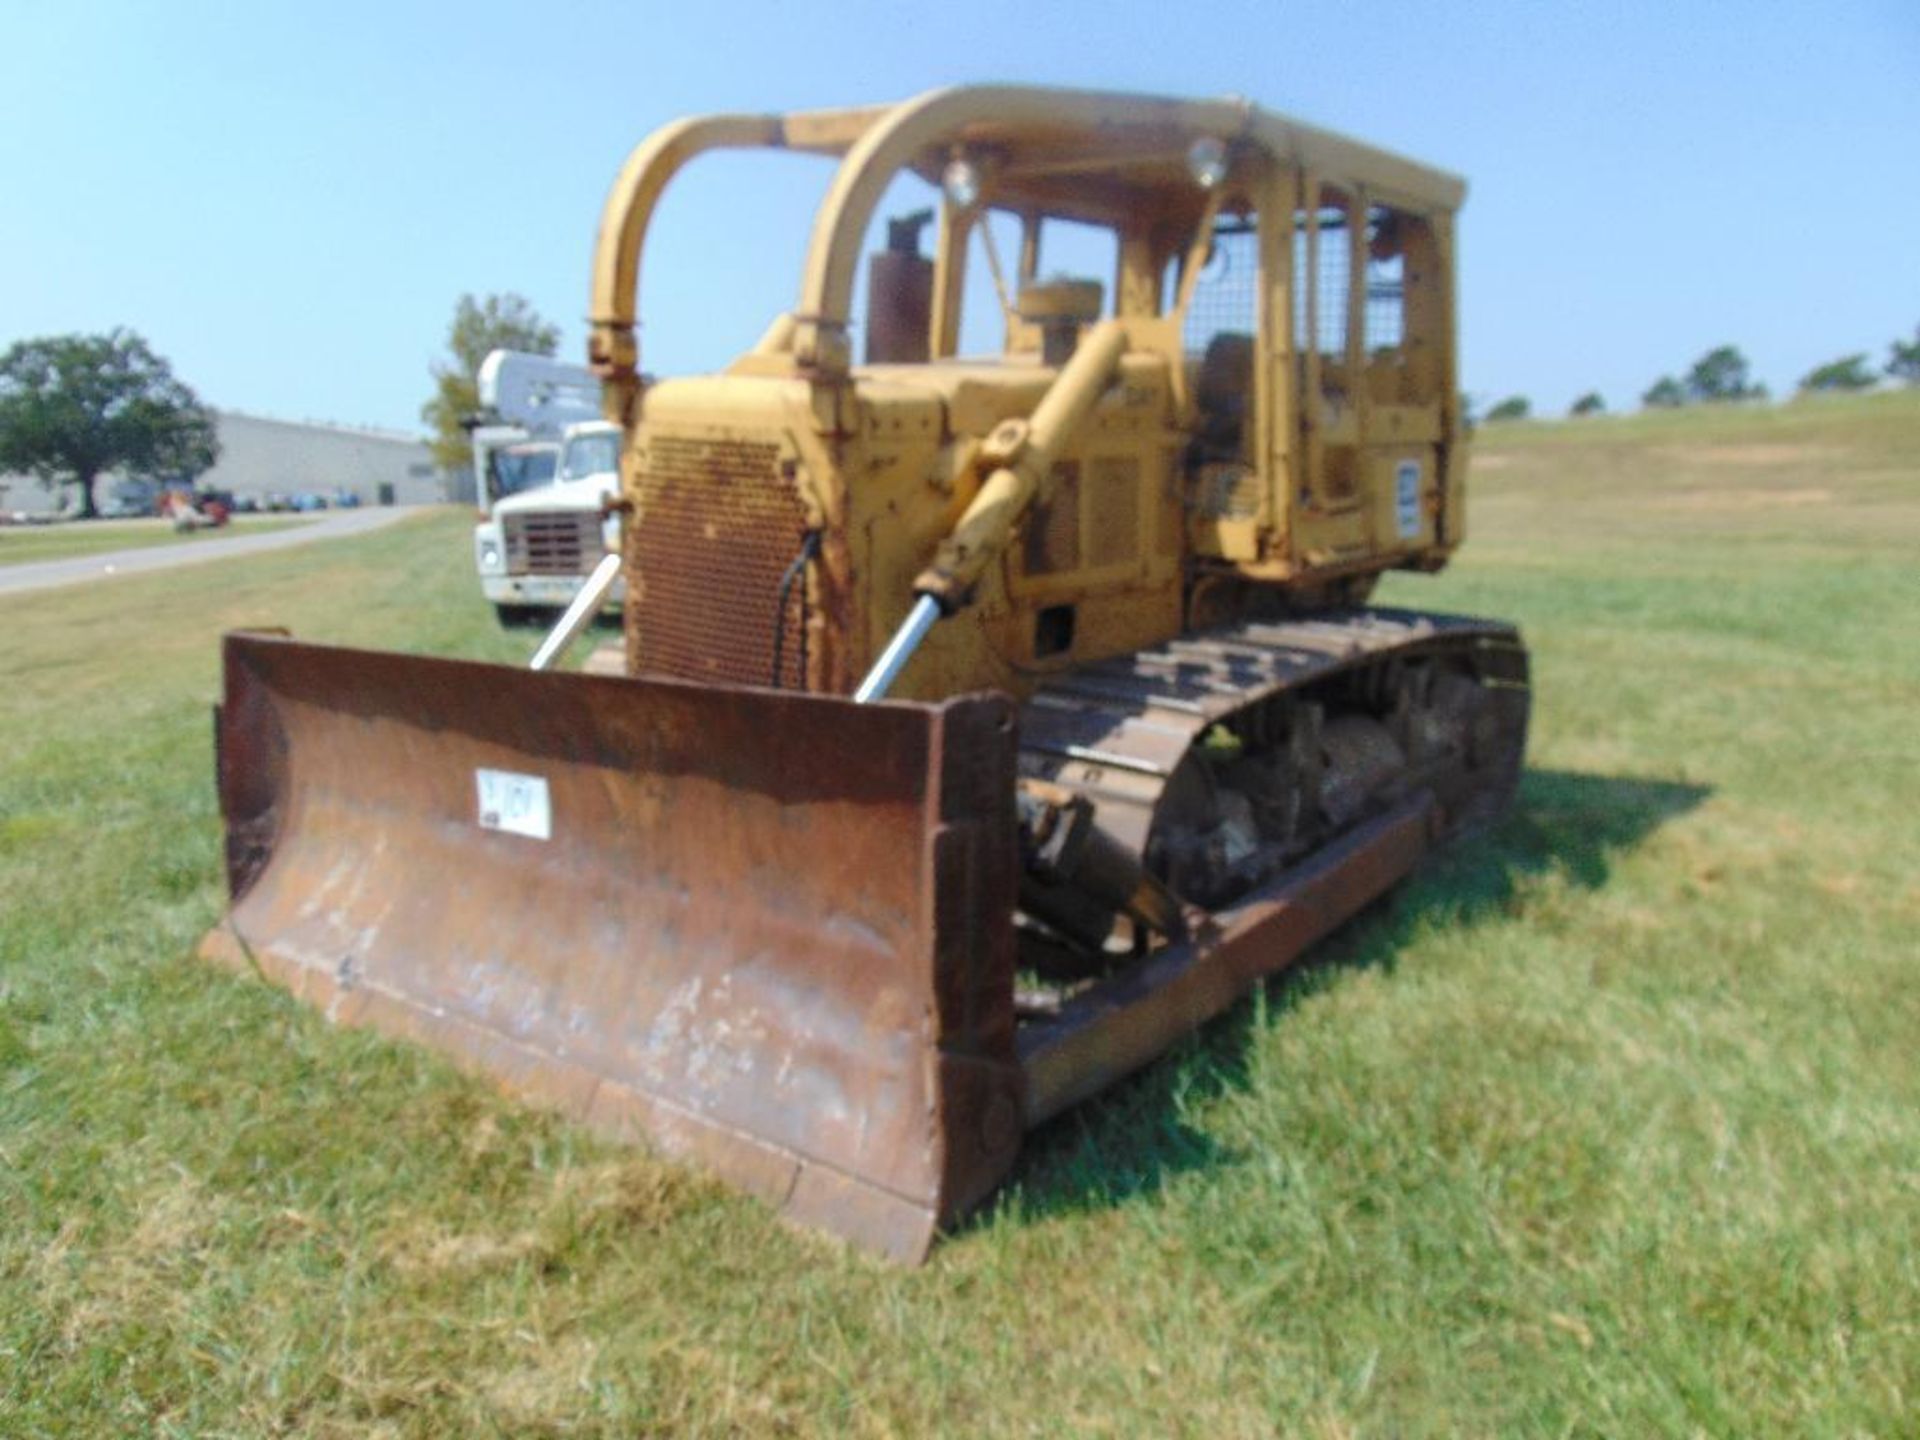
[202,86,1529,1262]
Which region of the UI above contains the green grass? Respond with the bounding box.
[0,515,311,567]
[3,390,1918,1434]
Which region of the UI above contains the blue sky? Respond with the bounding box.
[3,1,1915,431]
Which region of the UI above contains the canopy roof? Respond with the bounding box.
[590,85,1466,392]
[777,86,1466,218]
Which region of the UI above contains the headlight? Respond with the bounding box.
[479,540,501,570]
[1186,136,1229,189]
[942,157,982,211]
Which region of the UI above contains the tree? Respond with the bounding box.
[1685,345,1763,403]
[1642,375,1686,409]
[1485,395,1530,422]
[1888,326,1920,386]
[1797,353,1877,394]
[1570,391,1605,416]
[421,293,560,470]
[0,331,218,519]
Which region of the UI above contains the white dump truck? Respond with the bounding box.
[468,351,625,624]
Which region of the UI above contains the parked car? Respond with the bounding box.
[103,479,159,518]
[332,488,363,508]
[290,492,330,512]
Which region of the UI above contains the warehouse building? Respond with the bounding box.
[2,409,452,516]
[199,410,448,507]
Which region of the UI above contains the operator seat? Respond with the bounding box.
[1194,331,1255,460]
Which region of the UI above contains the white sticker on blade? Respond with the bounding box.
[475,768,551,841]
[1395,459,1423,540]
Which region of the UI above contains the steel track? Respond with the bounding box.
[1016,605,1532,884]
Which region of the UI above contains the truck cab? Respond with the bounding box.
[475,431,560,506]
[473,419,625,623]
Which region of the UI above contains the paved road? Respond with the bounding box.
[0,507,422,598]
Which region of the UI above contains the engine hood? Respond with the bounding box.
[492,474,616,516]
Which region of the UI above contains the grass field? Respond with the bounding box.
[0,515,311,568]
[2,391,1916,1435]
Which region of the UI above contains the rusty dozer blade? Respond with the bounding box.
[201,632,1024,1262]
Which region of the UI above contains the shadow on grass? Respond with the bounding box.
[983,767,1710,1229]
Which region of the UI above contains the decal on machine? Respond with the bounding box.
[476,768,552,840]
[1395,459,1423,539]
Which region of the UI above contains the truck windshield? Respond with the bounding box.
[490,445,559,499]
[560,431,621,482]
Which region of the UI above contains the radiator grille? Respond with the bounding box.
[1085,456,1140,568]
[503,511,603,576]
[1022,461,1080,576]
[631,434,809,688]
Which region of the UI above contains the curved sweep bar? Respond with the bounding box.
[587,114,782,422]
[584,105,888,420]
